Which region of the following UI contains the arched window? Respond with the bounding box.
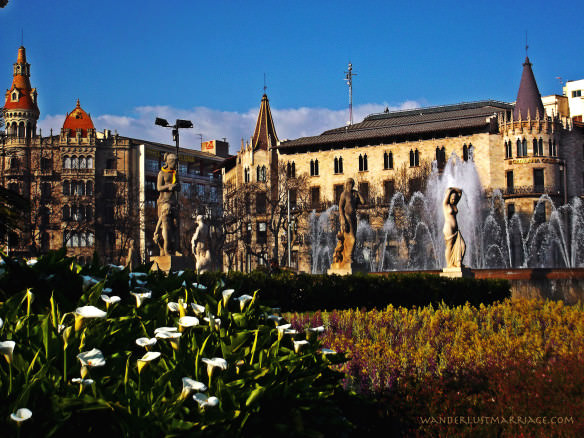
[291,162,296,178]
[414,149,420,167]
[79,232,87,247]
[359,155,364,171]
[384,152,393,170]
[548,139,553,156]
[72,157,79,169]
[314,159,319,176]
[553,139,557,156]
[462,144,468,161]
[64,157,71,169]
[517,139,522,157]
[63,181,70,196]
[87,157,93,169]
[18,122,25,138]
[9,157,19,169]
[532,139,538,156]
[71,233,79,248]
[11,92,17,101]
[86,181,93,196]
[467,144,473,161]
[338,157,343,173]
[79,157,87,169]
[310,159,319,176]
[87,232,95,247]
[363,154,368,171]
[334,157,339,174]
[410,149,414,167]
[522,139,527,157]
[256,165,261,182]
[538,138,543,156]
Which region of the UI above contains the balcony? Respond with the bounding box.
[103,169,118,177]
[501,185,562,197]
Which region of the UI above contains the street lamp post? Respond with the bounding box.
[154,118,193,253]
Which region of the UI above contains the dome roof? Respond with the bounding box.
[63,99,95,137]
[4,46,38,112]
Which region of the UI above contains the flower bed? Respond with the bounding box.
[289,300,584,436]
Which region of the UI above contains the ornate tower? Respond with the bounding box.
[3,46,39,139]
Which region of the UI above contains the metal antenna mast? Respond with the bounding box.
[345,62,357,125]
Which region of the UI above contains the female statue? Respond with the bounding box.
[443,187,466,268]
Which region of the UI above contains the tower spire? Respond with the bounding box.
[513,54,544,120]
[251,93,279,151]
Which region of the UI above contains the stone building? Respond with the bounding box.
[1,46,226,265]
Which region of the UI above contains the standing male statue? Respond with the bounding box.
[443,187,466,268]
[331,178,365,270]
[154,153,181,256]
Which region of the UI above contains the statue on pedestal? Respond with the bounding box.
[191,215,212,273]
[154,153,181,256]
[443,187,466,268]
[329,178,365,273]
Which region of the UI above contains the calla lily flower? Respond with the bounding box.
[77,348,106,378]
[193,393,219,408]
[293,340,309,353]
[61,326,73,349]
[135,337,157,349]
[101,294,121,309]
[74,306,107,331]
[267,314,284,325]
[176,270,185,276]
[81,275,101,290]
[201,357,228,379]
[137,351,161,373]
[154,326,177,335]
[180,377,207,399]
[71,377,94,386]
[130,291,152,308]
[155,329,182,350]
[203,316,221,330]
[10,408,32,423]
[167,301,187,313]
[0,340,16,364]
[26,259,38,266]
[320,348,337,355]
[234,294,253,312]
[307,326,325,340]
[0,317,3,329]
[178,316,199,330]
[276,324,292,340]
[191,303,206,315]
[222,289,235,306]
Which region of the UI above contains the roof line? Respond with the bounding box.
[363,100,512,121]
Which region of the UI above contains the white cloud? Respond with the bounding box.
[37,100,422,155]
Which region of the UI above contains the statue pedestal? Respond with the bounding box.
[151,255,195,273]
[440,266,474,278]
[327,262,367,276]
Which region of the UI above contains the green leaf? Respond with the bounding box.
[245,386,265,407]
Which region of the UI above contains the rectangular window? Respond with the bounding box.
[256,192,267,214]
[506,171,514,191]
[359,181,369,204]
[384,180,395,204]
[533,169,544,192]
[288,188,297,209]
[257,222,267,244]
[507,203,515,219]
[334,184,344,205]
[310,186,320,210]
[572,90,582,98]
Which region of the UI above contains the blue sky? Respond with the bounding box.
[1,0,583,151]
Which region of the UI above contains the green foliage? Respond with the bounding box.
[0,251,351,437]
[200,270,511,311]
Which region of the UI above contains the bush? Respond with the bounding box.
[0,251,354,437]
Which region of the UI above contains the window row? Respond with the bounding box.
[505,138,557,159]
[63,156,94,169]
[62,205,93,222]
[63,180,93,196]
[64,231,95,248]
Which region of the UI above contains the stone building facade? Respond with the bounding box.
[1,46,226,265]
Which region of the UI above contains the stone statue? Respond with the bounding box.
[443,187,466,268]
[330,178,365,270]
[155,153,181,256]
[191,215,212,273]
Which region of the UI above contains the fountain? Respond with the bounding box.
[309,153,584,273]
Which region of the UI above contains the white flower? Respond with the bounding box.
[81,275,100,289]
[167,302,187,313]
[101,295,121,308]
[155,328,182,350]
[101,287,113,295]
[201,357,227,379]
[154,326,178,335]
[26,259,38,266]
[292,340,309,353]
[0,340,16,364]
[0,317,3,329]
[180,377,207,399]
[193,392,219,408]
[267,314,283,325]
[135,337,157,348]
[192,282,207,290]
[71,377,94,386]
[320,348,337,355]
[191,303,206,315]
[77,348,106,368]
[222,289,235,306]
[176,270,185,277]
[130,291,152,308]
[10,408,32,423]
[307,326,325,340]
[203,316,221,330]
[74,306,107,331]
[77,348,106,378]
[137,351,161,373]
[234,294,253,311]
[179,316,199,329]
